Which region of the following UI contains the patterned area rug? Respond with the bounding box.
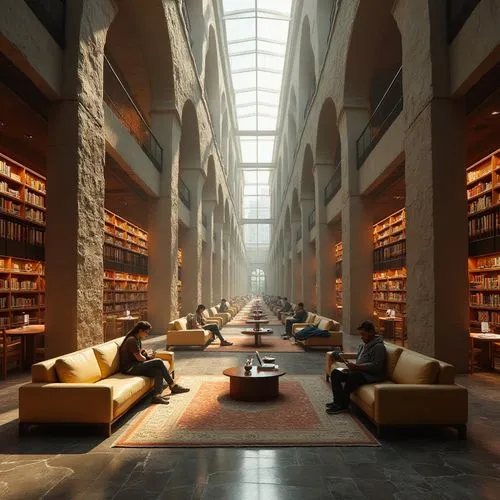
[204,335,303,352]
[114,376,379,448]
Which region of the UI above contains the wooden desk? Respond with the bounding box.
[469,332,500,372]
[223,366,286,401]
[6,324,45,369]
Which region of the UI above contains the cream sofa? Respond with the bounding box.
[19,337,174,436]
[292,314,343,349]
[325,343,468,438]
[166,317,215,349]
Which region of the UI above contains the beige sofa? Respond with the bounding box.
[325,343,468,438]
[19,337,174,436]
[166,317,215,349]
[292,314,343,349]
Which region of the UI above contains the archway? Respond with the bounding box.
[298,17,316,127]
[204,26,221,139]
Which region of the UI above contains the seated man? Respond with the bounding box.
[326,321,387,414]
[119,321,189,405]
[218,298,229,313]
[283,302,308,339]
[189,304,233,346]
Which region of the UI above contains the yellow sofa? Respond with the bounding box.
[292,314,343,349]
[166,317,215,349]
[18,337,174,436]
[325,343,468,438]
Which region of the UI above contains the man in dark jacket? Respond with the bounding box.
[283,302,308,338]
[326,321,387,414]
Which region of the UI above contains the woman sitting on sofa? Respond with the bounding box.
[119,321,189,405]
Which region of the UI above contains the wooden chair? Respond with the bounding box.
[1,330,23,379]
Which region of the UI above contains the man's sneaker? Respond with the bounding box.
[221,340,233,346]
[170,384,190,395]
[326,404,348,415]
[152,395,170,405]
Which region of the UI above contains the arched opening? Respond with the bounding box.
[298,17,316,127]
[300,144,315,202]
[250,268,266,294]
[344,0,402,165]
[316,0,335,67]
[287,115,297,168]
[204,27,221,140]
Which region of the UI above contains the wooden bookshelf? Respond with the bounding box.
[335,243,343,308]
[103,270,148,315]
[373,208,406,271]
[0,256,45,329]
[105,210,148,256]
[373,268,407,316]
[177,248,183,315]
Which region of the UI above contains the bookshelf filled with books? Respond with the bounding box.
[467,150,500,332]
[103,270,148,315]
[177,248,183,316]
[373,268,407,316]
[0,256,45,329]
[335,243,343,309]
[373,208,406,271]
[0,152,45,261]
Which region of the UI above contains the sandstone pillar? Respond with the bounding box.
[300,199,317,310]
[202,200,216,304]
[213,222,224,301]
[394,0,468,370]
[46,0,115,357]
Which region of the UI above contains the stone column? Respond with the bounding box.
[181,170,204,313]
[291,221,300,301]
[213,222,224,301]
[202,200,216,304]
[300,199,316,310]
[46,0,115,357]
[283,236,291,299]
[314,162,337,318]
[148,111,181,331]
[394,0,468,371]
[339,106,373,335]
[223,228,231,298]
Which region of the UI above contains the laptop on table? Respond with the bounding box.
[255,351,279,371]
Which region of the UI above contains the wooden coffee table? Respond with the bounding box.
[241,328,273,347]
[223,366,286,401]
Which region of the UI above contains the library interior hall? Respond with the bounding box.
[0,1,499,499]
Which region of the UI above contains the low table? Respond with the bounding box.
[246,318,269,332]
[6,324,45,369]
[241,328,273,347]
[223,366,286,401]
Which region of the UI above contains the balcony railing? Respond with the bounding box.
[179,178,191,210]
[356,66,403,169]
[447,0,481,42]
[25,0,65,48]
[308,208,316,231]
[103,55,163,172]
[324,162,342,205]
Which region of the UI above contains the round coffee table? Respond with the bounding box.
[223,366,286,401]
[241,328,273,347]
[246,318,269,332]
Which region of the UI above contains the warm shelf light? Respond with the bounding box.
[491,111,500,116]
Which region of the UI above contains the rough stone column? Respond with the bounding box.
[300,199,317,310]
[283,235,291,300]
[314,162,337,318]
[223,228,231,298]
[339,106,373,334]
[181,170,204,313]
[202,200,216,304]
[290,221,301,301]
[394,0,468,371]
[213,222,224,301]
[46,0,116,357]
[148,111,181,330]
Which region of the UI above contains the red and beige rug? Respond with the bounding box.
[204,335,303,353]
[114,375,379,448]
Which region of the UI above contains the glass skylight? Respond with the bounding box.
[222,0,292,162]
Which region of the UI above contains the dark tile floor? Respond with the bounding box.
[1,327,499,499]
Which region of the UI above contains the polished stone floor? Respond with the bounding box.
[1,327,499,499]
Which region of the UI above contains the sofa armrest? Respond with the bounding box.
[325,350,357,375]
[212,313,231,323]
[19,383,113,423]
[291,322,311,333]
[154,351,175,373]
[204,318,223,327]
[373,384,468,425]
[167,329,209,344]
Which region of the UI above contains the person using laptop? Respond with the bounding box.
[326,321,387,414]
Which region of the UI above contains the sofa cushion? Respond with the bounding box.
[385,343,403,379]
[174,318,187,330]
[317,318,334,331]
[93,341,120,379]
[55,349,102,384]
[392,350,440,384]
[209,307,219,316]
[351,382,394,417]
[306,313,316,323]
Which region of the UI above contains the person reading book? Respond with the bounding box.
[189,305,233,346]
[283,302,308,338]
[326,321,387,414]
[119,321,189,405]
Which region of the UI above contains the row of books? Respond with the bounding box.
[11,278,40,290]
[470,275,500,289]
[104,292,147,303]
[374,281,405,291]
[11,296,37,307]
[375,224,405,241]
[0,197,21,215]
[468,194,492,215]
[104,283,148,291]
[373,241,406,263]
[0,297,7,309]
[0,218,45,245]
[104,243,148,267]
[470,292,500,307]
[475,310,500,324]
[25,191,45,209]
[467,163,491,183]
[0,182,20,198]
[467,181,492,199]
[25,207,45,224]
[25,173,46,193]
[103,301,147,314]
[374,291,407,302]
[468,210,500,240]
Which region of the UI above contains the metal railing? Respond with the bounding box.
[103,55,163,172]
[178,178,191,209]
[308,208,316,231]
[356,66,403,169]
[447,0,481,42]
[324,162,342,205]
[25,0,65,48]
